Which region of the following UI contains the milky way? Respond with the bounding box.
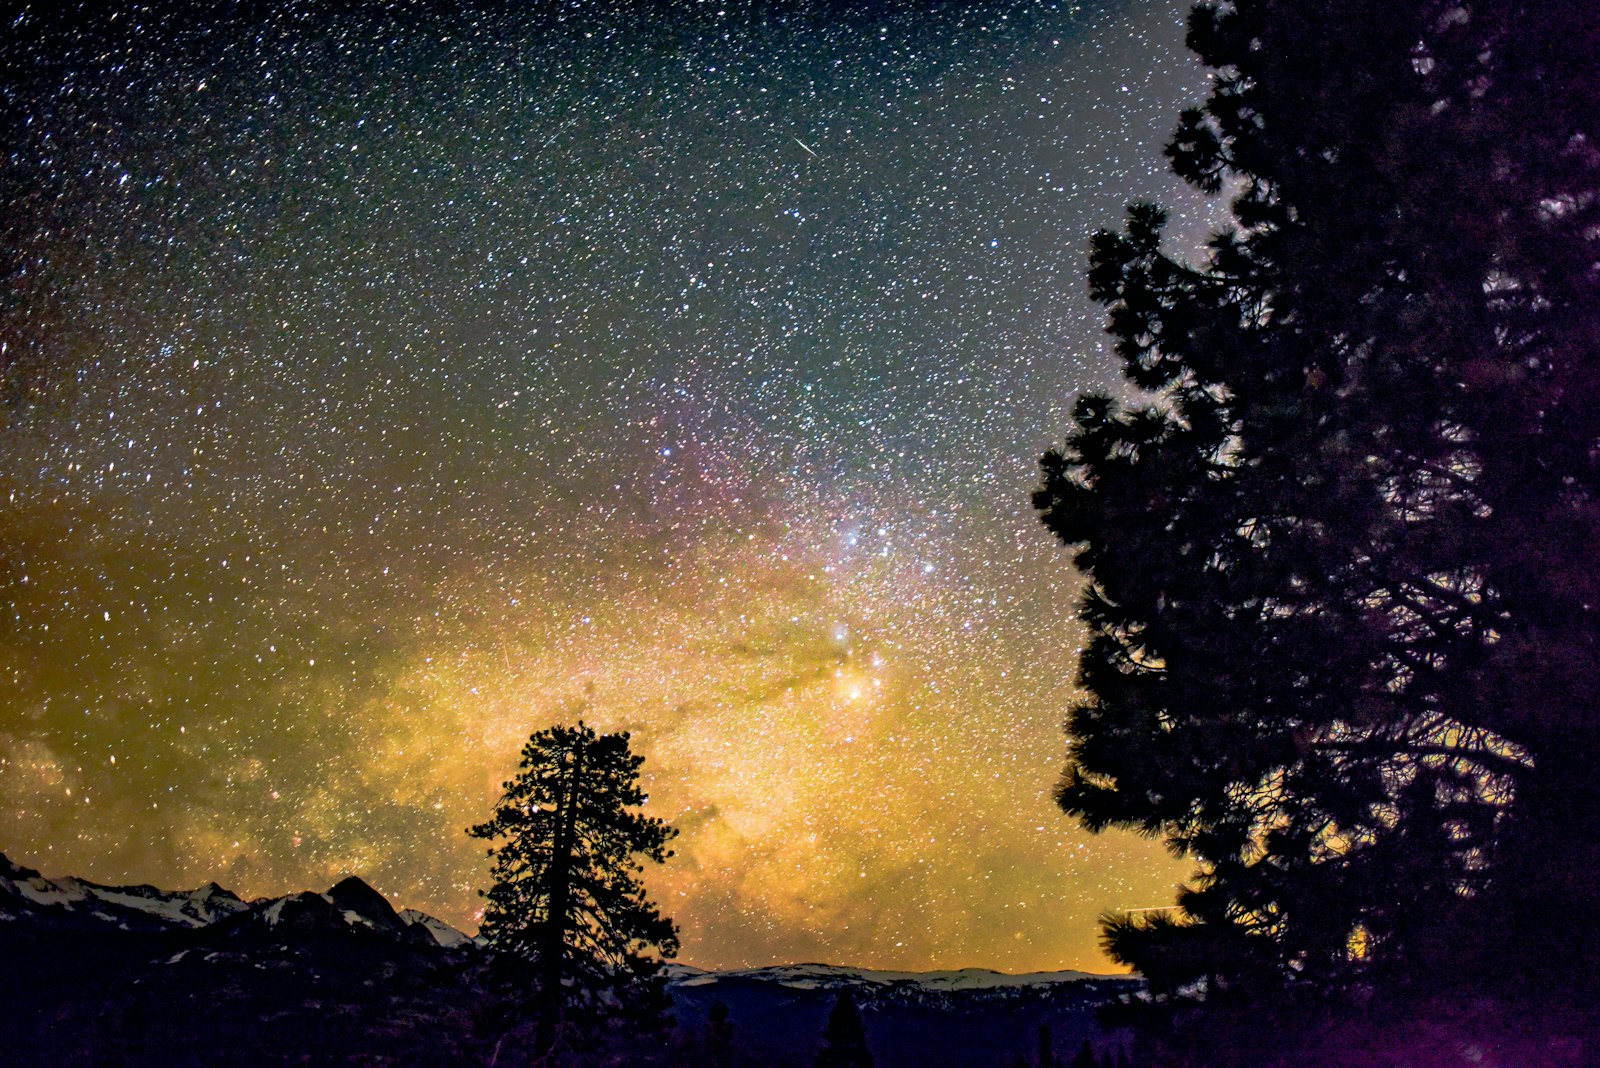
[0,0,1221,970]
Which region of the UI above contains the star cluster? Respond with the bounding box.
[0,0,1219,970]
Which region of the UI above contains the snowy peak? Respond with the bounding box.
[185,880,244,912]
[398,908,476,948]
[325,875,406,932]
[175,881,248,924]
[233,871,473,948]
[257,889,349,931]
[0,853,248,931]
[244,885,446,948]
[0,851,468,951]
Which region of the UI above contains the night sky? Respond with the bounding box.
[0,0,1223,972]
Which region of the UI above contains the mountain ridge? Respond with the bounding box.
[2,850,1123,987]
[0,850,473,947]
[0,850,1136,1066]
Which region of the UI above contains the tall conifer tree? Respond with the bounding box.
[469,721,679,1055]
[1035,0,1599,1057]
[705,1000,736,1068]
[815,991,874,1068]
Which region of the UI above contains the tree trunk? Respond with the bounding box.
[535,740,585,1054]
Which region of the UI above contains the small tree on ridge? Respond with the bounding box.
[469,721,679,1055]
[815,991,873,1068]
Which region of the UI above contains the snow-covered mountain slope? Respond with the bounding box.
[665,961,1111,992]
[664,960,1142,1068]
[0,852,249,931]
[0,851,472,947]
[400,907,478,948]
[239,876,477,949]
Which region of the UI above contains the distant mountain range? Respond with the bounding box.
[0,852,1138,1066]
[0,850,470,944]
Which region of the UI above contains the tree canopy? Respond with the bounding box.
[469,721,679,1056]
[1035,0,1599,1059]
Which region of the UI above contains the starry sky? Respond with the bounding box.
[0,0,1224,972]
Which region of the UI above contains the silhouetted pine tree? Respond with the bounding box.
[1035,0,1599,1058]
[1036,1023,1056,1068]
[815,991,873,1068]
[706,1000,735,1068]
[469,722,679,1056]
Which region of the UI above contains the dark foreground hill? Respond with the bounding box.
[1,852,1137,1066]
